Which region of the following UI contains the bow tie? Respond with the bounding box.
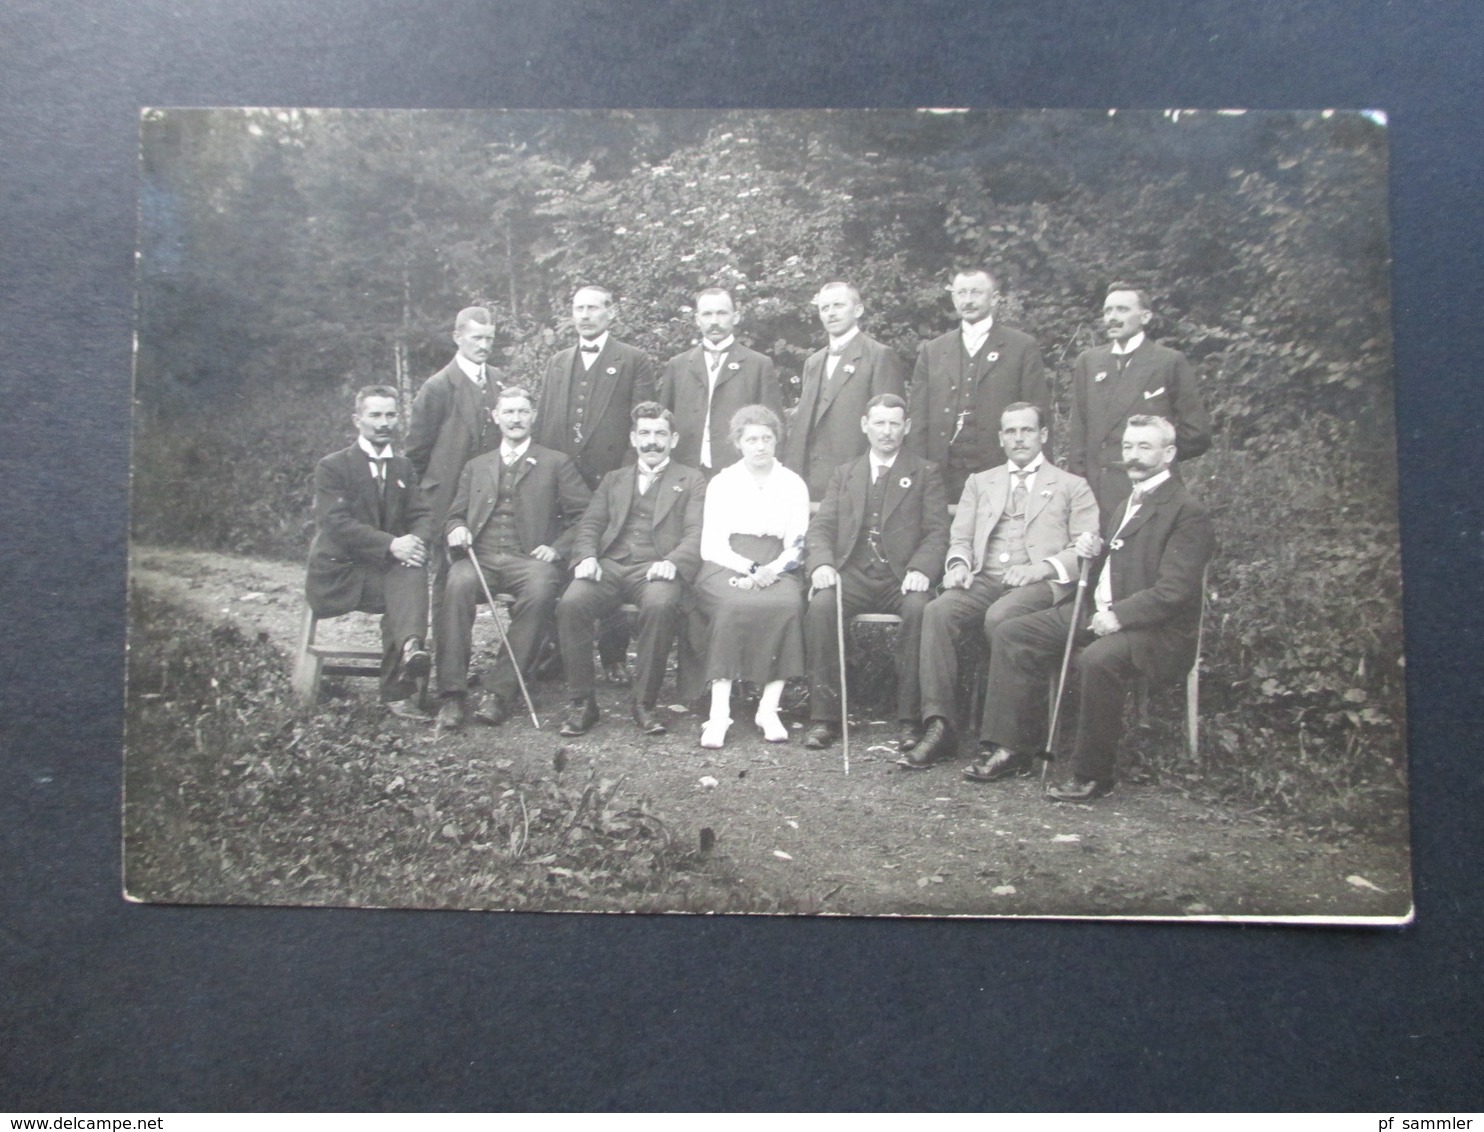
[579,342,601,354]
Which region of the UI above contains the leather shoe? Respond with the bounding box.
[1046,776,1115,802]
[435,695,467,731]
[631,701,667,735]
[963,745,1032,783]
[472,692,510,727]
[386,698,431,723]
[802,721,840,749]
[897,720,925,752]
[398,637,431,682]
[602,661,630,686]
[559,696,600,736]
[897,717,953,770]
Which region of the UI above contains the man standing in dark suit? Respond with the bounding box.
[405,306,505,627]
[534,285,657,490]
[1067,286,1212,518]
[555,403,707,737]
[434,386,592,730]
[782,281,906,500]
[903,403,1101,769]
[905,267,1050,501]
[800,394,949,751]
[305,385,434,719]
[656,287,781,476]
[974,415,1215,801]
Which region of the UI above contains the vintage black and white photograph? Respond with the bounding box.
[125,108,1409,921]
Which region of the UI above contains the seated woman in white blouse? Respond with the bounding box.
[693,404,811,748]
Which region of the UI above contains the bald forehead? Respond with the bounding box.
[573,287,611,307]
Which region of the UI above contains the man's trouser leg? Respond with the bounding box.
[487,556,563,706]
[917,575,1005,723]
[804,569,892,723]
[434,556,485,696]
[1067,631,1142,783]
[981,604,1088,755]
[626,567,684,707]
[557,571,622,701]
[377,561,429,701]
[972,582,1064,740]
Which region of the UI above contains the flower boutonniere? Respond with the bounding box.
[986,351,1000,364]
[526,456,538,466]
[727,361,740,371]
[899,476,912,489]
[672,483,684,493]
[1094,370,1108,383]
[605,365,617,375]
[1040,488,1052,497]
[843,363,857,375]
[1109,538,1125,551]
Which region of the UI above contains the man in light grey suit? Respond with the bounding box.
[902,402,1100,769]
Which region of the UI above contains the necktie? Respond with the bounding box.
[1009,469,1029,516]
[872,464,882,485]
[503,449,516,468]
[704,348,724,372]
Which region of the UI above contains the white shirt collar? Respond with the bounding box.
[702,336,735,354]
[357,436,394,460]
[455,353,485,382]
[578,331,610,354]
[1111,331,1146,356]
[828,326,860,353]
[1129,468,1170,499]
[637,457,670,479]
[868,450,899,477]
[1006,451,1045,476]
[501,437,532,462]
[961,314,994,342]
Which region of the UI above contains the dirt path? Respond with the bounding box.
[129,545,1411,921]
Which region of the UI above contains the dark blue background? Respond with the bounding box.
[2,0,1479,1111]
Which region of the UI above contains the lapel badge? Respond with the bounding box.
[526,456,538,466]
[1110,538,1125,551]
[843,363,857,375]
[899,476,912,489]
[727,361,740,370]
[672,483,683,492]
[1094,370,1108,383]
[986,351,999,363]
[1143,386,1166,399]
[605,365,617,375]
[396,479,405,489]
[1040,489,1051,497]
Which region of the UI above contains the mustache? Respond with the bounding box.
[637,443,667,453]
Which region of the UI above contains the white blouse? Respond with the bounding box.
[700,459,811,575]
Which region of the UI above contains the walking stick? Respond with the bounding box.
[1042,555,1091,787]
[835,576,850,775]
[465,545,541,729]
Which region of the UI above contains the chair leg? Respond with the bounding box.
[291,608,323,707]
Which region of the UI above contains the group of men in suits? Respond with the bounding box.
[304,273,1214,801]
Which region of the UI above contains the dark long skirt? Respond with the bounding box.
[692,533,805,685]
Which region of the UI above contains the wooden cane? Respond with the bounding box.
[835,576,850,775]
[1042,555,1091,786]
[465,545,541,729]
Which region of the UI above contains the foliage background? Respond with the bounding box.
[131,108,1404,830]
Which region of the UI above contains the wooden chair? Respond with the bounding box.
[290,606,384,707]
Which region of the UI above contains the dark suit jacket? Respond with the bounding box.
[1093,474,1215,684]
[1067,338,1212,508]
[947,460,1100,599]
[571,460,708,583]
[904,322,1049,471]
[782,331,906,499]
[445,443,593,561]
[404,358,505,526]
[656,342,781,470]
[534,336,656,488]
[805,452,949,586]
[305,444,434,617]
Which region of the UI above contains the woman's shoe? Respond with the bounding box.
[700,717,733,749]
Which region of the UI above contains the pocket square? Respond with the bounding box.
[1143,386,1166,399]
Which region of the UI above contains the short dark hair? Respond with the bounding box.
[814,281,861,307]
[454,306,494,332]
[631,401,676,429]
[728,403,784,448]
[952,267,998,293]
[1000,401,1045,429]
[354,384,400,411]
[1105,283,1152,312]
[1126,414,1177,447]
[573,285,614,306]
[865,393,908,416]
